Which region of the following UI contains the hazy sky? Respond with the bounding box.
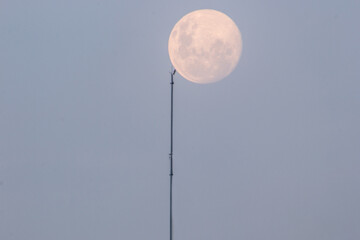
[1,0,359,239]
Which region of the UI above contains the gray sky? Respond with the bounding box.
[1,0,359,239]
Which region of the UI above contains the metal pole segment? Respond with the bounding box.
[169,68,176,240]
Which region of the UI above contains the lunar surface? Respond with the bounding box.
[168,9,242,84]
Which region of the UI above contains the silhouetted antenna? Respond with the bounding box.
[169,67,176,240]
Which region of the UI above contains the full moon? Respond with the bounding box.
[168,9,242,84]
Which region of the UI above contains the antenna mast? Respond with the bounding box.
[169,68,176,240]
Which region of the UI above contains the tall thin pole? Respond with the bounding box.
[169,68,176,240]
